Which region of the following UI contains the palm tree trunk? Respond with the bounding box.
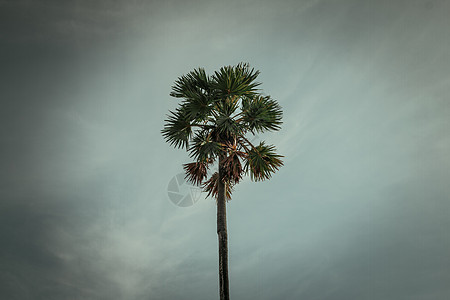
[217,155,230,300]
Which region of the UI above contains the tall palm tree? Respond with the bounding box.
[162,63,283,300]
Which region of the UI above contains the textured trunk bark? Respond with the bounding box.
[217,155,230,300]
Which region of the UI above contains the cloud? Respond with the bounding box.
[1,0,449,299]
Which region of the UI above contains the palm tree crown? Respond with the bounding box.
[162,62,284,198]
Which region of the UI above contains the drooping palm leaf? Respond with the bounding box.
[202,172,234,200]
[221,152,243,184]
[244,141,284,181]
[183,161,209,186]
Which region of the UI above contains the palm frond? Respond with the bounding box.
[170,68,212,99]
[241,95,283,133]
[212,63,261,99]
[180,97,214,122]
[221,152,243,184]
[215,114,244,139]
[244,141,284,181]
[183,161,209,185]
[161,108,193,149]
[202,172,234,200]
[170,68,218,122]
[188,130,222,162]
[215,95,240,116]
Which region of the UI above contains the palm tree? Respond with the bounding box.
[162,63,283,300]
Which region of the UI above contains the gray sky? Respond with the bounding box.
[1,0,449,299]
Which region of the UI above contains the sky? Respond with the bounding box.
[1,0,449,299]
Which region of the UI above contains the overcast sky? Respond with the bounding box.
[1,0,449,299]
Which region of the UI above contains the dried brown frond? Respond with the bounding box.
[221,153,243,184]
[202,172,234,200]
[183,161,208,186]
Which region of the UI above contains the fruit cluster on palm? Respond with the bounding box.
[162,63,283,300]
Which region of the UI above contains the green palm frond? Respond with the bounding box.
[212,96,244,139]
[180,97,214,122]
[170,68,217,122]
[188,130,222,162]
[245,141,284,181]
[215,95,240,116]
[183,161,209,186]
[241,95,283,133]
[212,63,261,99]
[215,114,244,139]
[170,67,212,99]
[161,108,193,149]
